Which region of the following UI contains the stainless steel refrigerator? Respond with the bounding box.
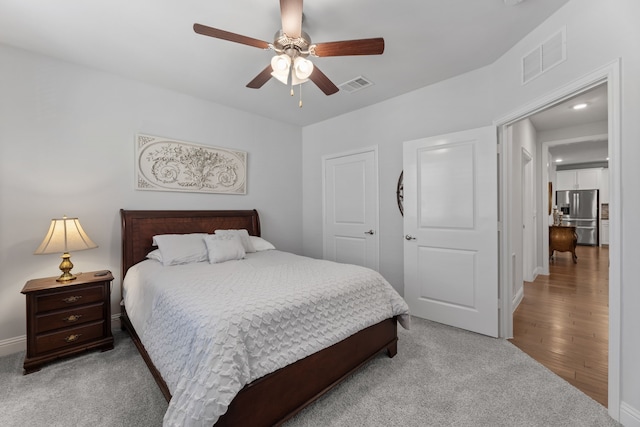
[556,189,599,246]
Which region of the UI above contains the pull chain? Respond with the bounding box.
[299,84,303,108]
[287,79,303,108]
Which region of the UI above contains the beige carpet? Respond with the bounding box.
[0,317,618,426]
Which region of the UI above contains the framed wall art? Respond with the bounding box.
[135,134,247,194]
[548,181,553,215]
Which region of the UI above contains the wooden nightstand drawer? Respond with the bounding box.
[35,285,105,312]
[36,302,104,333]
[35,321,105,354]
[22,271,114,374]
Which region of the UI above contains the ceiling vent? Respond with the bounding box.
[339,76,374,93]
[521,27,566,85]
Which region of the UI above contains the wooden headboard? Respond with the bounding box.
[120,209,261,280]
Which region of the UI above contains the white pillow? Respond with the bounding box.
[249,236,276,251]
[204,234,246,264]
[214,229,256,253]
[146,249,163,262]
[152,233,209,266]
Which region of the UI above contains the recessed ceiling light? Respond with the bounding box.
[555,158,563,163]
[572,103,588,110]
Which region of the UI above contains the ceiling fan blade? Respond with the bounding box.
[313,38,385,57]
[309,66,339,96]
[246,65,273,89]
[194,23,270,50]
[280,0,303,38]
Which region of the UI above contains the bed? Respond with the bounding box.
[120,209,409,426]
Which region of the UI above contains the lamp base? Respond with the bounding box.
[57,253,77,282]
[56,273,77,282]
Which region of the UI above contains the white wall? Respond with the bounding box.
[537,120,608,143]
[302,66,495,294]
[0,45,303,347]
[302,0,640,423]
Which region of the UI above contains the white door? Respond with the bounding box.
[404,126,498,337]
[323,148,379,270]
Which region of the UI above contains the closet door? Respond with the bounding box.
[323,148,379,270]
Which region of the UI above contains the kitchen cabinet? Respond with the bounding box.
[556,168,601,191]
[556,171,576,191]
[601,220,609,246]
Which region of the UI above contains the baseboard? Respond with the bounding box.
[621,401,640,427]
[0,335,26,357]
[0,313,123,358]
[512,287,524,313]
[111,312,122,330]
[533,266,543,279]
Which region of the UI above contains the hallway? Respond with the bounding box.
[510,245,609,406]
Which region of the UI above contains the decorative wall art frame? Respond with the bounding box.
[135,134,247,194]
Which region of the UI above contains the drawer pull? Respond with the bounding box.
[62,314,82,323]
[62,296,82,304]
[64,334,82,343]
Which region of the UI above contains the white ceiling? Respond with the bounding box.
[532,84,609,166]
[549,139,608,166]
[0,0,569,127]
[530,84,608,132]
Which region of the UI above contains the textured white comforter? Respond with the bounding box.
[123,250,410,426]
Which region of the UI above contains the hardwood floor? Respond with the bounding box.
[509,245,609,407]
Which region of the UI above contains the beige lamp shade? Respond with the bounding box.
[34,216,98,282]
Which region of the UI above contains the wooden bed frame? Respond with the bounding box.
[120,209,399,426]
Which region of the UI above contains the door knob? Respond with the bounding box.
[364,230,375,235]
[405,235,416,241]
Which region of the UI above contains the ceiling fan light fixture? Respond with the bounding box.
[194,1,384,97]
[270,54,291,85]
[293,57,314,80]
[272,54,291,71]
[291,73,308,85]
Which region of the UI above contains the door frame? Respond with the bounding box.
[321,145,380,270]
[494,59,621,420]
[540,134,608,275]
[521,147,534,284]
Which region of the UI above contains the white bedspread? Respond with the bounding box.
[123,250,409,426]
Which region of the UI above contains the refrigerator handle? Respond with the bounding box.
[574,193,579,217]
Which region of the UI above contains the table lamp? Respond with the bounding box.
[34,215,98,282]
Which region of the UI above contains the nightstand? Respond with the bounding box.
[21,270,114,374]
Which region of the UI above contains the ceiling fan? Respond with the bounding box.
[193,0,384,98]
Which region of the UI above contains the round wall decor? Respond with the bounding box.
[396,171,404,216]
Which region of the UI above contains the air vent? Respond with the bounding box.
[521,27,566,84]
[522,48,542,83]
[339,76,374,93]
